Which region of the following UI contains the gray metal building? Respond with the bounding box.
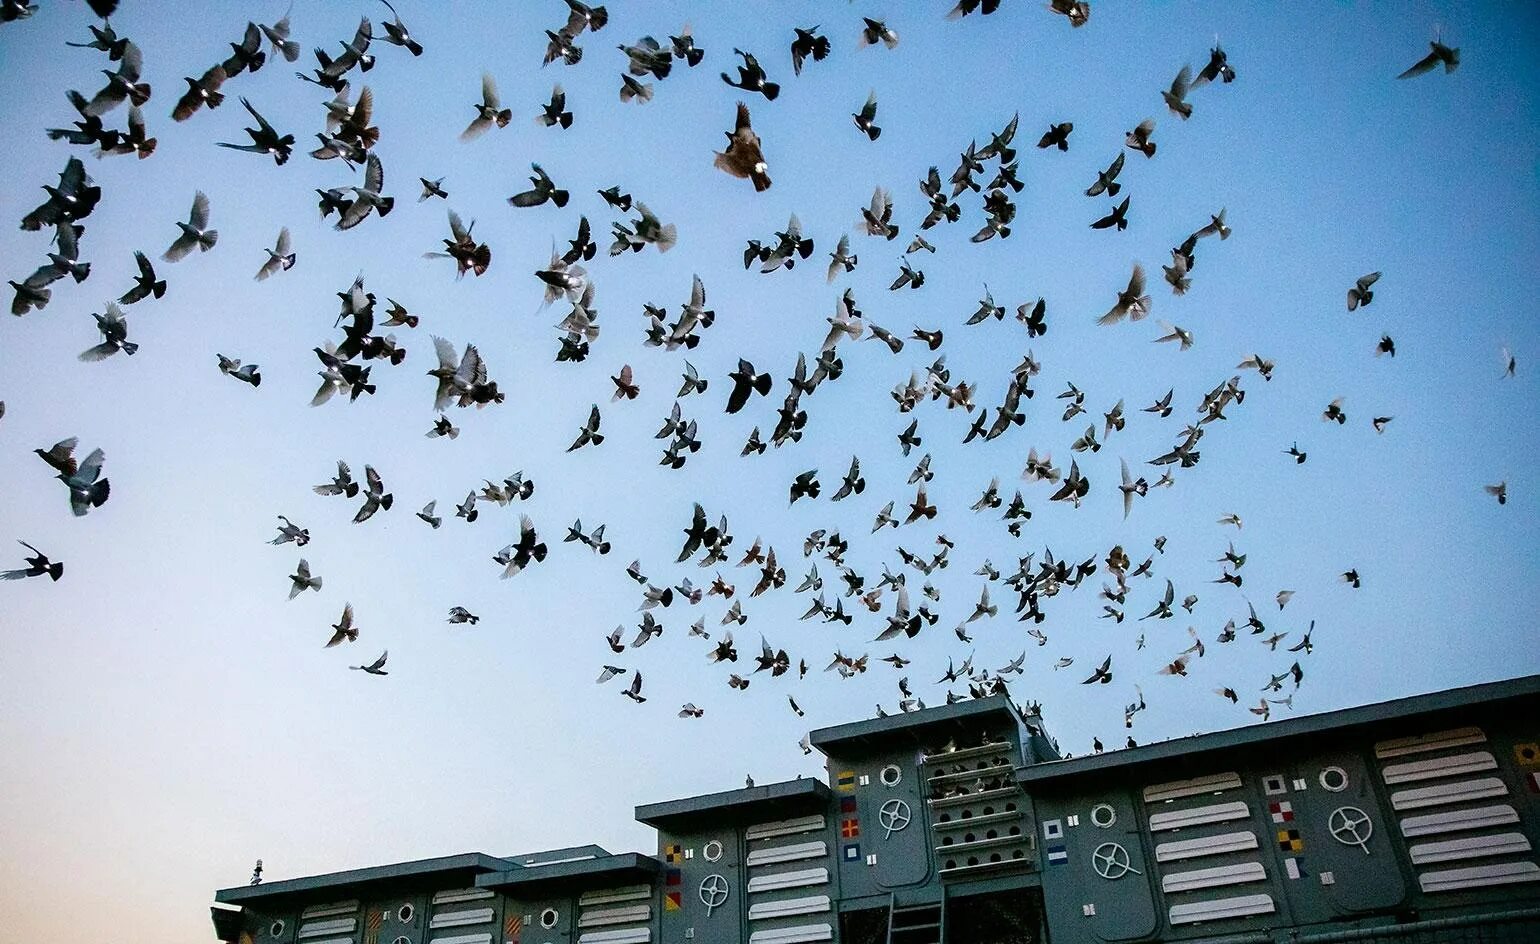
[211,674,1540,944]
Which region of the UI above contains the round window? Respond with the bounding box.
[703,839,724,862]
[880,764,902,787]
[1319,766,1349,792]
[540,907,559,929]
[392,937,410,944]
[269,920,285,938]
[396,903,414,923]
[1090,803,1117,828]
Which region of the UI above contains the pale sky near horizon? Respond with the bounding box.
[1,1,1538,941]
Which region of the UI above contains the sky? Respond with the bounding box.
[1,1,1538,941]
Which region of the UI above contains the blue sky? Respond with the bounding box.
[1,1,1538,940]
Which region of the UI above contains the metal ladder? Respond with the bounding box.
[885,890,946,944]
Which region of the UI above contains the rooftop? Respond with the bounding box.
[635,777,830,831]
[808,693,1026,755]
[1016,673,1540,786]
[213,852,511,907]
[476,852,660,895]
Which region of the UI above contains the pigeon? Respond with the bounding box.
[567,404,604,452]
[1485,481,1508,506]
[721,48,779,100]
[85,40,151,116]
[352,465,393,523]
[1082,655,1112,684]
[1091,196,1130,231]
[289,559,323,600]
[260,12,300,62]
[1347,272,1380,311]
[859,18,898,49]
[726,359,773,413]
[1037,122,1072,151]
[1194,44,1236,85]
[254,227,295,281]
[462,73,512,140]
[326,603,358,646]
[1086,152,1125,197]
[1049,0,1090,27]
[853,90,881,140]
[20,157,101,231]
[670,26,704,67]
[714,102,771,192]
[171,64,228,122]
[217,98,294,164]
[509,163,569,208]
[408,499,439,529]
[79,303,138,360]
[1,541,64,581]
[1162,64,1193,119]
[378,0,423,56]
[623,671,646,702]
[791,26,830,75]
[420,177,448,201]
[538,84,574,128]
[162,191,218,262]
[335,152,394,231]
[217,354,261,387]
[1098,264,1150,325]
[1125,118,1156,158]
[53,445,110,516]
[351,651,388,675]
[1398,36,1460,79]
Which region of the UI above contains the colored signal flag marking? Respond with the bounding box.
[1277,828,1304,852]
[841,818,861,838]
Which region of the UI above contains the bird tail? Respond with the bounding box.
[762,82,780,101]
[377,197,395,217]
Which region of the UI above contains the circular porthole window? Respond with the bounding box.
[880,764,903,787]
[1320,766,1349,792]
[539,908,559,929]
[269,920,285,938]
[703,839,724,862]
[396,903,414,923]
[1090,803,1117,828]
[392,937,410,944]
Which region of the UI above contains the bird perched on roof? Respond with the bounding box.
[714,102,771,191]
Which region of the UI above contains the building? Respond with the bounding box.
[211,674,1540,944]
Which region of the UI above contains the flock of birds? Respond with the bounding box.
[3,0,1517,755]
